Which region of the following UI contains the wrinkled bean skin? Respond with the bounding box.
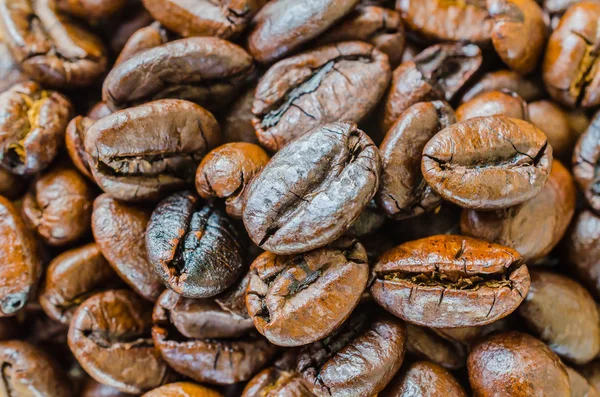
[380,361,467,397]
[142,382,223,397]
[529,100,574,158]
[297,310,407,397]
[397,0,493,44]
[252,42,390,152]
[488,0,548,74]
[0,82,73,175]
[39,243,118,324]
[0,196,41,316]
[152,289,278,384]
[22,164,94,246]
[85,99,220,202]
[143,0,265,39]
[68,290,170,394]
[456,90,529,122]
[573,112,600,212]
[242,367,314,397]
[0,0,108,88]
[567,366,600,397]
[0,340,72,397]
[422,115,553,209]
[55,0,127,22]
[195,143,269,218]
[146,191,245,298]
[220,85,260,144]
[92,194,164,301]
[115,22,169,66]
[0,41,28,94]
[461,160,576,263]
[468,332,571,397]
[518,271,600,364]
[102,37,254,112]
[243,122,381,255]
[247,0,358,64]
[377,101,455,220]
[371,235,530,328]
[404,323,467,370]
[460,70,545,103]
[564,210,600,298]
[316,6,405,67]
[245,239,369,346]
[380,43,482,133]
[543,1,600,108]
[65,115,94,180]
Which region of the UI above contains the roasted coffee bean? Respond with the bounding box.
[221,85,260,145]
[68,290,170,394]
[107,6,153,53]
[39,243,118,324]
[529,100,575,158]
[214,271,252,319]
[0,82,73,175]
[143,0,265,39]
[243,122,381,255]
[54,0,127,22]
[84,99,220,202]
[468,332,571,397]
[0,0,107,88]
[247,0,358,64]
[543,1,600,108]
[81,378,137,397]
[152,289,277,384]
[573,112,600,211]
[143,382,223,397]
[242,367,314,397]
[422,115,553,209]
[397,0,492,44]
[0,196,41,316]
[245,238,368,346]
[460,69,545,104]
[566,366,600,397]
[564,210,600,298]
[195,143,270,218]
[87,101,112,120]
[0,41,28,94]
[371,235,530,328]
[252,42,390,151]
[146,191,245,298]
[489,0,548,74]
[102,37,254,112]
[380,361,467,397]
[518,271,600,364]
[115,22,170,66]
[65,115,94,180]
[456,90,529,122]
[316,6,405,67]
[378,101,455,220]
[21,164,94,246]
[0,168,25,199]
[461,160,576,263]
[297,309,407,397]
[380,43,482,133]
[92,194,165,301]
[345,199,386,237]
[405,323,467,370]
[0,340,72,397]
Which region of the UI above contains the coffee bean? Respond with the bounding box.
[456,90,529,122]
[242,367,313,397]
[564,209,600,298]
[460,69,545,104]
[142,382,223,397]
[380,361,467,397]
[573,111,600,211]
[405,323,467,370]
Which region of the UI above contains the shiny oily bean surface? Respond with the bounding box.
[242,367,314,397]
[39,243,118,324]
[142,382,223,397]
[405,323,467,370]
[252,41,390,152]
[0,0,108,88]
[461,160,576,263]
[195,143,269,218]
[92,194,164,302]
[297,309,407,397]
[0,82,73,175]
[380,361,467,397]
[0,197,40,317]
[371,235,530,328]
[54,0,127,22]
[0,340,72,397]
[80,378,137,397]
[377,101,455,220]
[68,290,170,394]
[543,1,600,108]
[146,191,245,298]
[564,210,600,298]
[245,238,369,347]
[529,100,575,159]
[243,121,381,255]
[142,0,265,39]
[84,99,220,202]
[460,69,545,104]
[102,37,254,112]
[518,271,600,364]
[65,115,94,180]
[247,0,358,64]
[468,332,570,397]
[573,112,600,212]
[422,115,553,209]
[115,22,170,66]
[152,290,277,384]
[22,164,94,246]
[456,90,529,122]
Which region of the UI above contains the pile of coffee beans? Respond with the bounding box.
[0,0,599,395]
